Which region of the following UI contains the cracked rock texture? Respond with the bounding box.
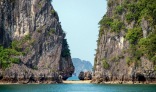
[92,0,156,84]
[0,0,74,83]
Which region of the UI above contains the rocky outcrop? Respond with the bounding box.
[93,0,156,84]
[78,71,92,80]
[72,58,92,76]
[0,0,74,83]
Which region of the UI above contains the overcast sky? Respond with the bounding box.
[52,0,107,65]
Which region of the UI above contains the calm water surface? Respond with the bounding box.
[0,84,156,92]
[67,76,79,81]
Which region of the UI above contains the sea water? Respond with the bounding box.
[0,84,156,92]
[67,76,79,81]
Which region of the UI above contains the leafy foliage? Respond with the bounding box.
[12,34,34,55]
[126,57,131,66]
[138,34,156,61]
[0,34,34,69]
[51,10,56,14]
[107,0,113,7]
[98,16,124,36]
[125,0,156,24]
[125,12,136,23]
[154,65,156,71]
[61,39,71,57]
[99,16,113,29]
[0,46,21,69]
[102,58,109,69]
[111,20,124,32]
[48,28,55,35]
[126,27,142,44]
[115,5,124,15]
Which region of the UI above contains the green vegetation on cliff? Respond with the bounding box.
[126,27,142,44]
[102,58,109,69]
[0,34,35,69]
[0,46,21,69]
[97,0,156,66]
[61,39,71,57]
[126,0,156,65]
[139,34,156,63]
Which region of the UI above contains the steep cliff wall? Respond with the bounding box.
[93,0,156,84]
[0,0,74,83]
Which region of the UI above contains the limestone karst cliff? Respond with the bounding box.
[0,0,74,83]
[93,0,156,83]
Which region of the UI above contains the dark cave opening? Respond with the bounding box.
[136,73,146,83]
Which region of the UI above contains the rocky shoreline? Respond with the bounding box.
[0,81,60,84]
[91,81,156,84]
[0,80,62,84]
[91,79,156,84]
[0,80,156,84]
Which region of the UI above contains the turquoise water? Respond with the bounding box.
[0,84,156,92]
[67,76,79,81]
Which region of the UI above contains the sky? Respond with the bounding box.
[52,0,107,65]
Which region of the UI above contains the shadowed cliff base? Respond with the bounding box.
[91,80,156,84]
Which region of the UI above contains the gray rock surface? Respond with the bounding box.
[92,0,156,84]
[78,71,92,80]
[0,0,74,83]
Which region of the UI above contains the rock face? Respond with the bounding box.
[72,58,92,76]
[78,71,92,80]
[0,0,74,83]
[78,71,84,80]
[93,0,156,84]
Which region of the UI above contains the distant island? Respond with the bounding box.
[72,58,93,76]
